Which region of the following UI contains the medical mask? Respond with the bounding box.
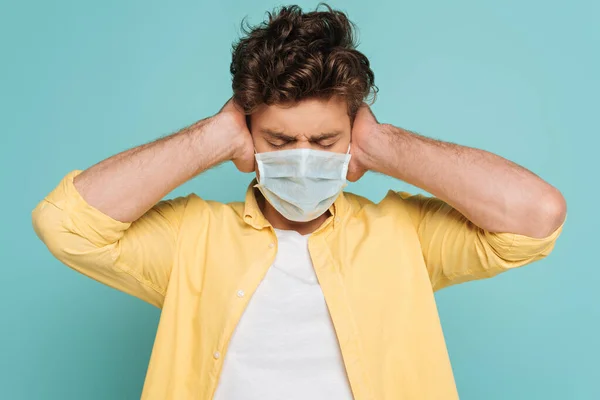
[254,145,351,222]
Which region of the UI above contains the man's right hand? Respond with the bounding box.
[214,97,255,173]
[71,95,256,223]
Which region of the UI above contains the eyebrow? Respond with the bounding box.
[260,128,343,141]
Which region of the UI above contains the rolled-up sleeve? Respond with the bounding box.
[388,191,565,291]
[32,170,190,308]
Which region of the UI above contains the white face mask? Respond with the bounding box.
[254,145,351,222]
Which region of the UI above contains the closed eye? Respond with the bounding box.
[313,139,339,149]
[268,141,291,149]
[317,143,336,149]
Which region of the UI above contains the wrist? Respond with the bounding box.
[360,123,401,174]
[189,115,237,166]
[214,113,251,161]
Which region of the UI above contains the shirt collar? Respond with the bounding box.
[242,178,350,230]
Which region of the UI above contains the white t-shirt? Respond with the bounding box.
[213,228,354,400]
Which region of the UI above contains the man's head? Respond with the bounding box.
[230,3,377,154]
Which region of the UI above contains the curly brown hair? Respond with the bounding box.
[230,3,377,120]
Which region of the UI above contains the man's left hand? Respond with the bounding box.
[347,103,380,182]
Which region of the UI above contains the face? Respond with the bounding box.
[249,96,352,154]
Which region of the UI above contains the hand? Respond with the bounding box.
[215,97,255,173]
[347,103,380,182]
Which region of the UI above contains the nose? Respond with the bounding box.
[296,141,312,149]
[294,136,315,150]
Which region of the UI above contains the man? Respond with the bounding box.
[32,4,566,400]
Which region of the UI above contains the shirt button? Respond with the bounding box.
[213,351,220,359]
[268,243,275,249]
[236,290,245,298]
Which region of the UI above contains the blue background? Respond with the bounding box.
[1,0,598,398]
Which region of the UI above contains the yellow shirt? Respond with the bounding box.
[32,170,564,399]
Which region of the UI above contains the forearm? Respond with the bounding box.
[366,124,566,238]
[74,115,232,223]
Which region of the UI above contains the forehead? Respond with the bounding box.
[251,96,350,137]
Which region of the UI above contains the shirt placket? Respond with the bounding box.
[206,230,279,399]
[308,231,374,400]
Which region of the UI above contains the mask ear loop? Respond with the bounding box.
[254,148,265,184]
[341,142,352,180]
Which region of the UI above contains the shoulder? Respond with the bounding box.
[343,189,428,216]
[181,193,245,218]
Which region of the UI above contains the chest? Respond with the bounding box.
[157,218,447,399]
[169,220,434,345]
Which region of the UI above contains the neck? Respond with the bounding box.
[257,191,329,235]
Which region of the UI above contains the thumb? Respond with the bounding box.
[233,144,256,173]
[346,159,365,182]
